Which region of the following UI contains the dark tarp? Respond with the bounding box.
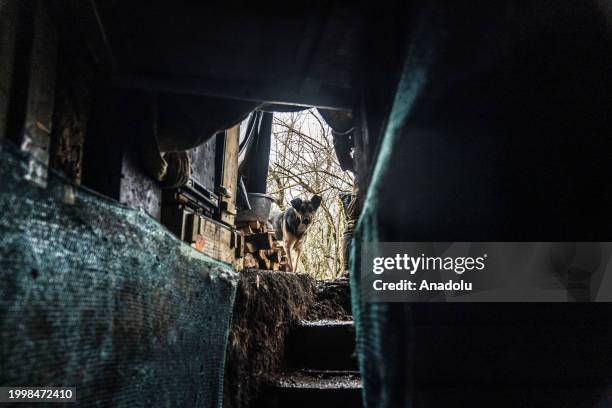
[351,1,612,407]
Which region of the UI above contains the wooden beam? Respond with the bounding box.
[112,74,352,111]
[217,124,240,226]
[7,0,58,187]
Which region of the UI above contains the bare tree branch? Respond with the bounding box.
[268,109,355,279]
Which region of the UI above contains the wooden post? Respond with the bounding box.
[8,0,58,186]
[216,124,240,226]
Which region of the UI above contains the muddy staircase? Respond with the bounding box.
[256,278,362,407]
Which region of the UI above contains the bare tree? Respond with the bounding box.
[268,109,354,280]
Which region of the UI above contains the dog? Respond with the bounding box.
[269,195,322,272]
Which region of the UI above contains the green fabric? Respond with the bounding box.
[0,140,238,407]
[349,1,612,407]
[350,4,433,407]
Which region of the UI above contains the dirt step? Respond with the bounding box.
[256,370,362,408]
[285,320,358,371]
[306,278,353,321]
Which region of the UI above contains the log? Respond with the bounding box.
[245,232,274,250]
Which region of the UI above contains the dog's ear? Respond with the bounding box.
[311,195,322,210]
[290,197,303,210]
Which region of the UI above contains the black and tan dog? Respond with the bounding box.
[269,195,322,272]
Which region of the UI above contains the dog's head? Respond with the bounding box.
[290,195,322,225]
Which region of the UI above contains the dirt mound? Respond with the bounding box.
[306,278,352,321]
[224,270,316,408]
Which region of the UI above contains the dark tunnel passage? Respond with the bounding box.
[1,1,612,407]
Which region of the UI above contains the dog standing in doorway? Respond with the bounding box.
[269,195,322,272]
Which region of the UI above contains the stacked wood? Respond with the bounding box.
[237,220,289,271]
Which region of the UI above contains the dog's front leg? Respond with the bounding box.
[285,243,293,272]
[293,248,301,273]
[293,241,302,273]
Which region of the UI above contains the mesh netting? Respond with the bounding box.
[0,140,238,407]
[350,2,612,407]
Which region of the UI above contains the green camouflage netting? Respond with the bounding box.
[350,1,612,407]
[0,140,238,407]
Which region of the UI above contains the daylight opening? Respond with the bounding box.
[268,110,355,280]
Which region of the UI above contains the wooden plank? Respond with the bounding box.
[222,125,240,201]
[18,0,58,186]
[243,253,258,269]
[233,232,244,260]
[196,216,234,264]
[163,206,242,266]
[182,212,199,243]
[219,124,239,226]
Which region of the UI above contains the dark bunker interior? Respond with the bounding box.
[1,1,611,407]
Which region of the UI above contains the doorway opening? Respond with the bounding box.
[267,110,355,280]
